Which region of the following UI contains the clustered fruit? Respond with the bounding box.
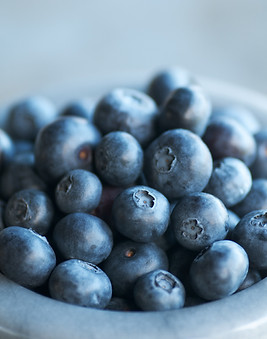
[0,68,266,312]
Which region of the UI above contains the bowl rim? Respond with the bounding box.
[1,77,267,339]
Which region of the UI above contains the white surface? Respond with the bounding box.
[1,0,267,103]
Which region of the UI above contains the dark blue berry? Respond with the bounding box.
[158,85,211,136]
[5,189,54,235]
[133,269,185,311]
[231,210,267,270]
[60,98,95,122]
[144,129,213,200]
[93,88,158,146]
[94,131,143,187]
[203,116,256,166]
[0,226,56,288]
[112,185,170,243]
[205,157,252,207]
[53,213,113,265]
[34,117,101,183]
[210,105,260,135]
[147,68,194,106]
[232,179,267,217]
[171,192,228,251]
[6,96,57,141]
[49,259,112,309]
[55,169,102,214]
[190,240,249,300]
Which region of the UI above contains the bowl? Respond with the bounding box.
[1,77,267,339]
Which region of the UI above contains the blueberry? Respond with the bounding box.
[34,117,101,183]
[147,68,194,106]
[53,213,113,265]
[231,210,267,270]
[144,129,213,200]
[49,259,112,309]
[112,185,170,243]
[102,241,168,297]
[190,240,249,300]
[93,88,158,146]
[60,98,95,122]
[0,226,56,288]
[133,269,185,311]
[237,268,261,292]
[158,85,211,136]
[210,105,260,135]
[94,131,143,187]
[5,189,54,235]
[0,153,46,200]
[204,157,252,207]
[171,192,229,251]
[250,129,267,179]
[55,169,102,214]
[232,179,267,217]
[6,96,57,141]
[203,116,256,166]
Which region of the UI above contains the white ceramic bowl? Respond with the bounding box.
[1,77,267,339]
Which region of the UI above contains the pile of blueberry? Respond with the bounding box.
[0,68,266,312]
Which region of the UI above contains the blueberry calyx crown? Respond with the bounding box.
[155,272,178,293]
[154,147,176,173]
[181,218,203,240]
[133,189,155,209]
[250,212,267,228]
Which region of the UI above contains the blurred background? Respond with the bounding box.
[1,0,266,103]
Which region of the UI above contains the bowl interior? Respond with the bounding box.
[0,77,267,339]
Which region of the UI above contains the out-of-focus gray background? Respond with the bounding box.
[1,0,266,103]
